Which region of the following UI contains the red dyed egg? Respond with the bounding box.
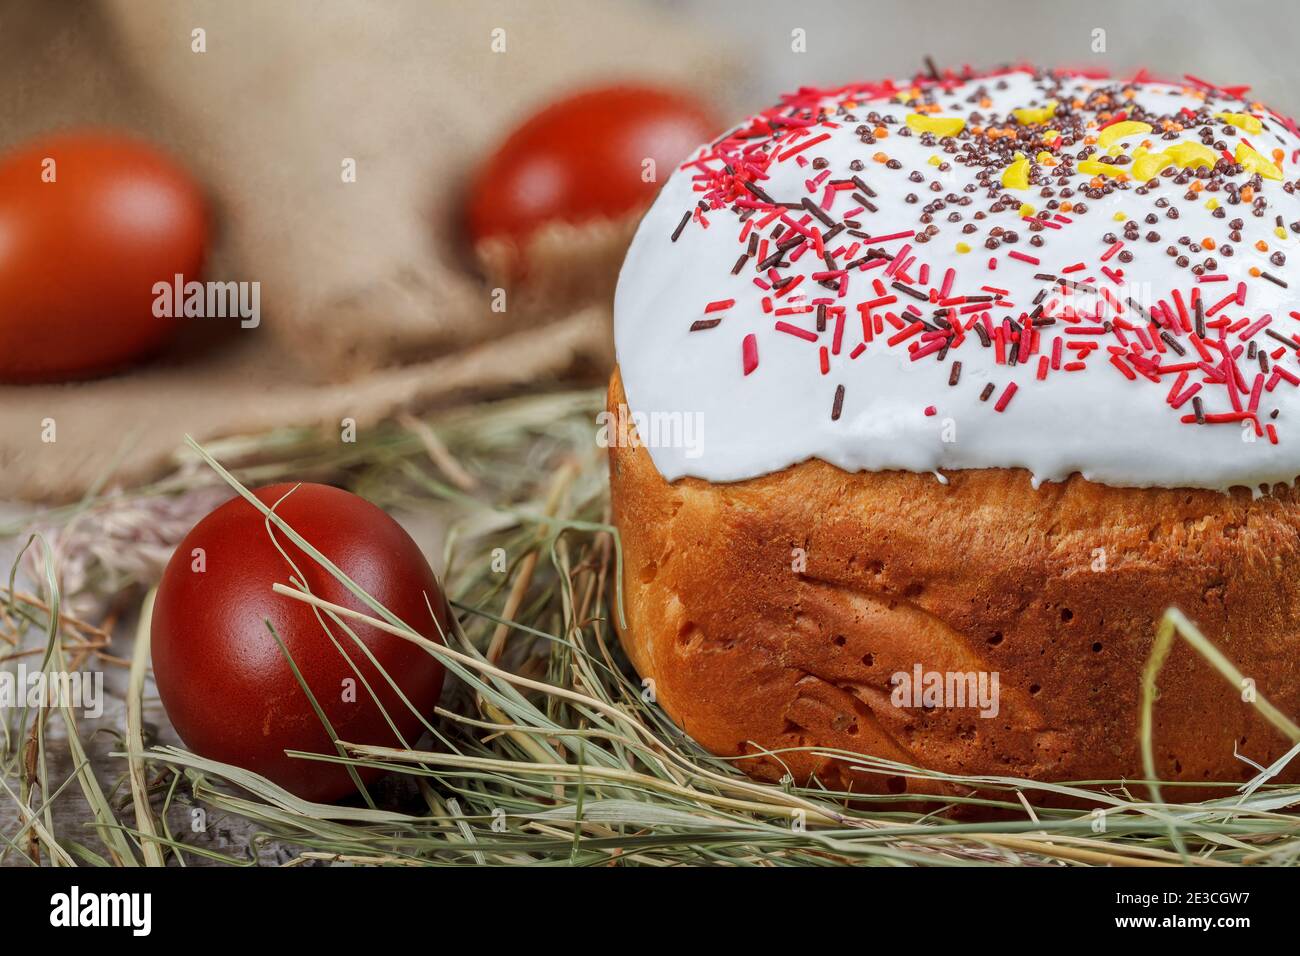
[151,483,447,803]
[466,85,717,250]
[0,132,209,383]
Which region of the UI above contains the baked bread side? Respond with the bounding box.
[608,367,1300,799]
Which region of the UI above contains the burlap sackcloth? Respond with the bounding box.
[0,0,738,502]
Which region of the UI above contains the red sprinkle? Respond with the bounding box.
[776,131,831,162]
[775,321,818,342]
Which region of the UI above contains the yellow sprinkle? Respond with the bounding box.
[1043,129,1061,142]
[1276,226,1289,240]
[1077,159,1124,178]
[1165,141,1217,170]
[955,242,971,254]
[1035,151,1053,164]
[1205,197,1220,210]
[1018,203,1035,217]
[1096,120,1153,149]
[1132,151,1172,180]
[906,114,966,136]
[1012,100,1057,125]
[1001,154,1030,190]
[1235,142,1283,180]
[1216,111,1263,134]
[928,155,942,166]
[1113,211,1128,221]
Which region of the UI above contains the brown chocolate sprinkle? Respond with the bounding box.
[802,196,835,227]
[689,319,721,332]
[758,233,805,270]
[670,210,691,242]
[892,281,929,301]
[831,384,845,421]
[1265,328,1296,350]
[742,181,776,205]
[980,382,996,401]
[851,175,876,197]
[852,192,878,212]
[949,361,962,386]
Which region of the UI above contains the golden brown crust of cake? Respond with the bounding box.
[608,366,1300,802]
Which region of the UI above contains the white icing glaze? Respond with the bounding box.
[615,69,1300,492]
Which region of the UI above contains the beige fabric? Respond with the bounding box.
[0,0,736,501]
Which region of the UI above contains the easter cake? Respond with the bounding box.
[609,67,1300,798]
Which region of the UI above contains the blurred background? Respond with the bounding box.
[669,0,1297,110]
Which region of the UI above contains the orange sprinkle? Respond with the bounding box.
[1242,186,1255,202]
[1256,240,1269,252]
[1201,237,1215,250]
[873,126,888,138]
[1060,201,1073,212]
[1250,267,1262,277]
[872,151,889,163]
